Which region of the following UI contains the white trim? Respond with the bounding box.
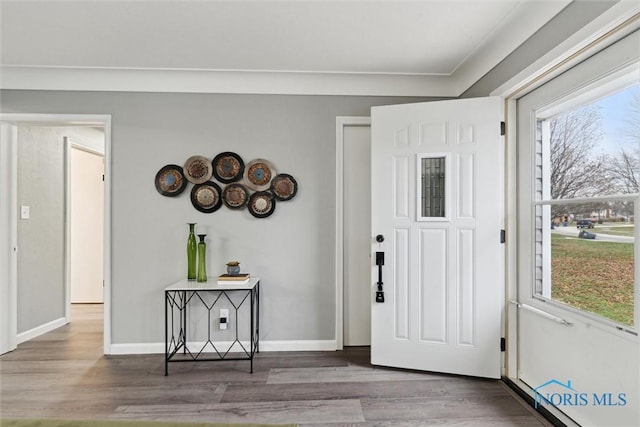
[0,123,18,354]
[110,340,337,355]
[0,113,113,355]
[504,98,518,379]
[0,66,456,97]
[64,139,71,324]
[491,1,640,98]
[259,340,337,352]
[16,317,67,344]
[335,116,371,351]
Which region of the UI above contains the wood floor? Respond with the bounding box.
[1,304,551,426]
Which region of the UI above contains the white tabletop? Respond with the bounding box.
[165,277,260,291]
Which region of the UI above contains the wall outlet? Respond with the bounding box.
[220,308,229,330]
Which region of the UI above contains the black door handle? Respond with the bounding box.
[375,251,384,303]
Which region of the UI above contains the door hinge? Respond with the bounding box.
[102,174,105,181]
[500,121,505,136]
[500,337,506,352]
[500,229,506,244]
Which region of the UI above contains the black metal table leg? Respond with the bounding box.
[256,283,260,353]
[164,290,169,376]
[182,290,187,354]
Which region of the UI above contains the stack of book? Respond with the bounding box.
[217,273,251,285]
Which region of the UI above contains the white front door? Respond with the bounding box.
[371,97,503,379]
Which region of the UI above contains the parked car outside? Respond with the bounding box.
[576,218,594,229]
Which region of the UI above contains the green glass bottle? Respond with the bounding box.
[196,234,207,282]
[187,223,197,281]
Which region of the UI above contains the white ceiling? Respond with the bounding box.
[0,0,573,96]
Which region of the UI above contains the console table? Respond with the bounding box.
[164,277,260,375]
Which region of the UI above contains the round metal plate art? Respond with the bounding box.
[248,191,276,218]
[222,183,249,210]
[212,152,245,183]
[270,173,298,201]
[190,181,223,213]
[183,155,213,184]
[243,159,276,191]
[154,164,188,197]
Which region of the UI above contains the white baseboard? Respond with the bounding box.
[108,339,337,355]
[17,317,67,344]
[259,340,337,352]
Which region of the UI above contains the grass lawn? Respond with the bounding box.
[551,234,634,326]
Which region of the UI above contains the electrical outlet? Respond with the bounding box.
[220,309,229,330]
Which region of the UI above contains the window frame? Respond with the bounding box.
[528,68,640,333]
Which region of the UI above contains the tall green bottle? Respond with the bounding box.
[196,234,207,282]
[187,223,197,280]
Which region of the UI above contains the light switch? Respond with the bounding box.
[20,206,30,219]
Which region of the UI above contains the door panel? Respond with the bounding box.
[371,97,503,379]
[70,145,104,303]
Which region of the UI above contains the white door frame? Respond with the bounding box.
[335,116,371,350]
[0,122,18,354]
[0,113,113,355]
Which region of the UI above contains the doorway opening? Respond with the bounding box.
[336,117,371,349]
[0,114,112,356]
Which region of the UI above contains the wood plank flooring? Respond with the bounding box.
[1,305,551,426]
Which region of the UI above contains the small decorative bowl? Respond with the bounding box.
[226,261,240,275]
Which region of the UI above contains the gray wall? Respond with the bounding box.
[3,92,435,345]
[462,0,618,97]
[17,125,104,333]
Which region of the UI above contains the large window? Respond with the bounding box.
[534,79,639,327]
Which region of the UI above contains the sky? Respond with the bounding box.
[592,84,639,155]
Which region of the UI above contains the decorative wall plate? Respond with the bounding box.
[212,152,245,183]
[243,159,276,191]
[222,183,249,209]
[270,173,298,201]
[248,191,276,218]
[154,164,188,197]
[183,155,213,184]
[190,181,223,213]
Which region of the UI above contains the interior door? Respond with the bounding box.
[69,144,104,303]
[371,97,503,379]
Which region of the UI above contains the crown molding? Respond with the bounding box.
[0,66,457,97]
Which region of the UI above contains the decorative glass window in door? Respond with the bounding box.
[417,154,448,220]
